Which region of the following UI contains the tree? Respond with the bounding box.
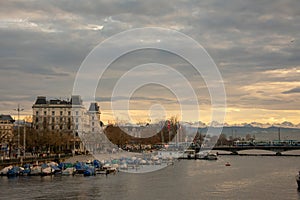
[216,134,228,146]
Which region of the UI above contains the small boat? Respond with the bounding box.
[41,163,53,176]
[74,162,88,174]
[196,151,218,160]
[225,162,231,166]
[0,165,13,176]
[296,171,300,189]
[62,167,75,176]
[20,165,31,176]
[93,160,102,169]
[83,167,95,176]
[7,166,21,177]
[119,163,128,170]
[29,165,42,176]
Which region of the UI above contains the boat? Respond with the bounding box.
[225,162,231,166]
[29,165,42,176]
[41,163,53,176]
[20,164,31,176]
[296,171,300,189]
[0,165,13,176]
[7,166,21,177]
[74,162,88,174]
[196,151,218,160]
[83,167,95,176]
[62,167,75,176]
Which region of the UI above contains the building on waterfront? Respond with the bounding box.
[0,114,15,158]
[32,96,85,153]
[32,96,103,154]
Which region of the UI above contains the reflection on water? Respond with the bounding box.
[1,156,300,200]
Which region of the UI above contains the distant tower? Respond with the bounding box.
[88,102,101,133]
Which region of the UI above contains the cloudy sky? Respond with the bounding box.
[0,0,299,124]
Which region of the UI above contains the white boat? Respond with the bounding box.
[196,151,218,160]
[41,166,53,176]
[29,166,42,176]
[0,165,13,176]
[296,172,300,189]
[62,167,75,176]
[119,163,128,170]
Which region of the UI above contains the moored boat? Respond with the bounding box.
[196,151,218,160]
[0,165,13,176]
[62,167,75,176]
[7,166,21,177]
[29,165,42,176]
[296,172,300,189]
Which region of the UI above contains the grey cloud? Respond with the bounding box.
[282,87,300,94]
[0,0,300,118]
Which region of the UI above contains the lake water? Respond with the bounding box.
[1,156,300,200]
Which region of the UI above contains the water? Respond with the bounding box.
[1,156,300,200]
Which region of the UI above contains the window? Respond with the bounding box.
[60,111,63,116]
[52,117,55,123]
[44,111,47,115]
[68,111,71,116]
[36,111,39,116]
[92,128,94,132]
[92,116,94,120]
[92,122,94,126]
[75,118,78,123]
[52,125,55,130]
[75,111,79,116]
[52,111,55,116]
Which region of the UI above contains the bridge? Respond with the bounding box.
[196,145,300,155]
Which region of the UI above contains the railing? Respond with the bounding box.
[0,153,73,167]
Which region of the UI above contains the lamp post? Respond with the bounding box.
[23,120,26,158]
[14,104,24,158]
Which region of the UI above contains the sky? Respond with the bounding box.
[0,0,299,125]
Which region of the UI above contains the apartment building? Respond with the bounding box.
[32,96,102,153]
[0,114,15,156]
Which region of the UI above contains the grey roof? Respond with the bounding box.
[89,102,100,112]
[34,96,79,106]
[35,96,47,104]
[71,95,82,105]
[0,115,15,123]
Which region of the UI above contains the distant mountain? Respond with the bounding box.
[197,126,300,138]
[187,121,300,129]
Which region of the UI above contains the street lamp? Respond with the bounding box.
[14,104,24,158]
[23,119,26,158]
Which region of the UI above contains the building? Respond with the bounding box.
[32,96,86,153]
[81,102,104,153]
[88,102,101,133]
[32,96,103,154]
[0,114,15,158]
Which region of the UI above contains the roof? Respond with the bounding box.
[33,96,78,106]
[0,115,15,123]
[88,102,100,112]
[35,96,47,104]
[71,95,82,105]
